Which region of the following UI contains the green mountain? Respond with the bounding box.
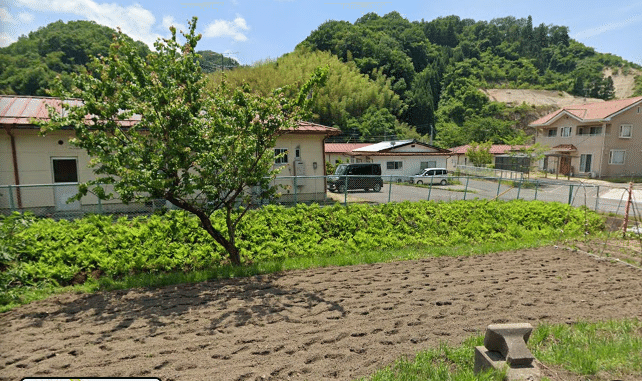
[0,20,239,95]
[0,20,151,96]
[298,12,642,145]
[197,50,240,73]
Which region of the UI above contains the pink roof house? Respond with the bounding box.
[530,96,642,178]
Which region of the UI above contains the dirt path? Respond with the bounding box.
[2,246,642,381]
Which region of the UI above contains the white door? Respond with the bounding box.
[52,158,81,211]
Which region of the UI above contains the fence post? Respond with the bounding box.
[294,176,298,205]
[516,178,523,200]
[463,175,470,200]
[427,179,433,201]
[534,181,539,201]
[8,185,15,211]
[568,185,574,205]
[594,186,600,212]
[496,174,503,199]
[343,175,348,206]
[623,182,634,238]
[388,175,393,203]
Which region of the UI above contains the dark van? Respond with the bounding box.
[327,163,383,193]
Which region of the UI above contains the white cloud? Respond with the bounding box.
[18,12,35,23]
[203,15,249,41]
[0,7,17,23]
[0,32,16,47]
[161,15,187,35]
[573,13,642,39]
[15,0,162,47]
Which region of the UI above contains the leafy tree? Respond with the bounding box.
[633,75,642,97]
[464,116,517,144]
[465,141,493,166]
[40,17,326,266]
[206,49,405,131]
[434,121,466,148]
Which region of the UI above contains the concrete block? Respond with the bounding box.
[484,323,534,366]
[475,346,541,381]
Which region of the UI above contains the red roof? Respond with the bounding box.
[531,96,642,125]
[0,95,139,126]
[325,143,372,153]
[551,144,577,151]
[1,96,339,135]
[450,144,529,154]
[287,121,341,135]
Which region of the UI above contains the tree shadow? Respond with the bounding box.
[41,273,347,341]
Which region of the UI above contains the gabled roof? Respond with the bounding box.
[450,144,529,155]
[352,139,450,153]
[0,95,340,136]
[353,139,415,152]
[325,143,372,153]
[0,95,140,127]
[287,121,341,135]
[530,96,642,126]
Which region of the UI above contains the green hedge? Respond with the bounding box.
[1,200,604,289]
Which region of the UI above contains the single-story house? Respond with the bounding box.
[0,95,340,214]
[347,139,452,181]
[324,143,372,166]
[530,96,642,178]
[449,144,531,172]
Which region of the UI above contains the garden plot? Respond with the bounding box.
[2,246,642,381]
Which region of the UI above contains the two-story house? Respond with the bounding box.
[531,96,642,178]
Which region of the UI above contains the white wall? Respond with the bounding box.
[368,155,449,180]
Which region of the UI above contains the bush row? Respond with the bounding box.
[1,200,604,289]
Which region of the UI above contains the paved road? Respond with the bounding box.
[328,177,640,215]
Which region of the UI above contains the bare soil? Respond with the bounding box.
[2,246,642,381]
[481,89,604,108]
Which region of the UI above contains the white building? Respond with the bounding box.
[348,140,452,181]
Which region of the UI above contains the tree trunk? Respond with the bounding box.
[165,196,242,266]
[198,213,242,266]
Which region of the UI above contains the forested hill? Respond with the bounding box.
[298,12,642,144]
[0,20,238,96]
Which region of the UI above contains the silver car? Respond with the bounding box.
[410,168,449,185]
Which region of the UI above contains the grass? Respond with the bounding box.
[0,236,554,313]
[360,336,506,381]
[361,320,642,381]
[530,319,642,378]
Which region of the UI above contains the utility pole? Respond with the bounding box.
[220,51,239,72]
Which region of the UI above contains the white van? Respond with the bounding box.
[410,168,449,185]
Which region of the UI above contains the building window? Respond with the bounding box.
[579,154,592,173]
[52,158,79,183]
[577,126,602,136]
[295,146,301,159]
[386,161,403,170]
[609,150,625,165]
[274,148,288,164]
[547,128,557,137]
[420,161,436,170]
[560,126,571,137]
[619,124,632,138]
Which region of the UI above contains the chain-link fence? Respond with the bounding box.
[2,174,641,219]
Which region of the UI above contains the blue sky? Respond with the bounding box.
[2,0,642,67]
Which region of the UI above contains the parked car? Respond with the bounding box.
[328,163,383,193]
[410,168,449,185]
